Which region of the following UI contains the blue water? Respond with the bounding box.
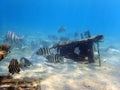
[0,0,120,37]
[0,0,120,90]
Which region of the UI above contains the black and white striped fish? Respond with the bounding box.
[8,59,21,75]
[5,31,24,44]
[19,57,32,68]
[36,47,52,56]
[46,54,64,63]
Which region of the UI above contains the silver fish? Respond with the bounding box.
[36,47,52,56]
[5,31,24,44]
[19,57,32,68]
[46,54,64,63]
[8,59,20,75]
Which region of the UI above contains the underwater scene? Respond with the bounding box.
[0,0,120,90]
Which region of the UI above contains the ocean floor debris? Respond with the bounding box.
[0,75,41,90]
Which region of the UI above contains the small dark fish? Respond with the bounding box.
[8,59,20,75]
[74,32,79,37]
[84,30,91,38]
[80,33,84,39]
[48,35,58,40]
[58,26,66,33]
[46,54,64,63]
[74,32,79,40]
[60,36,70,42]
[5,31,24,44]
[36,47,52,56]
[19,57,32,68]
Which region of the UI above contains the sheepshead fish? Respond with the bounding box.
[46,54,64,63]
[5,31,24,44]
[19,57,32,68]
[36,47,52,56]
[8,59,21,75]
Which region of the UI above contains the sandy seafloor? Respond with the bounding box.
[0,35,120,90]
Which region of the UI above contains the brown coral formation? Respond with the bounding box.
[0,51,8,61]
[0,44,10,61]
